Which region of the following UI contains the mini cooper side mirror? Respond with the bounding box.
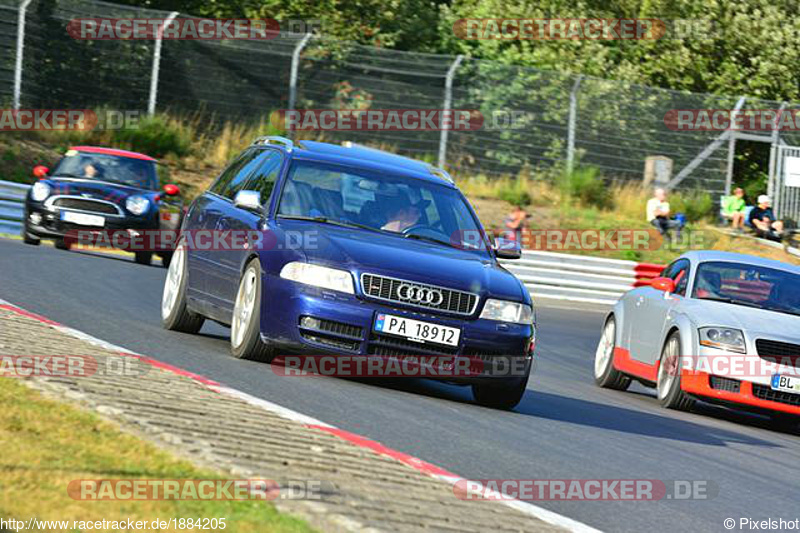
[163,184,180,196]
[32,165,49,178]
[650,276,675,293]
[494,237,522,260]
[233,190,262,212]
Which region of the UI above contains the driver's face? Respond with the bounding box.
[83,164,97,177]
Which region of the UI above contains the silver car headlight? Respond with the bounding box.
[480,299,533,324]
[31,181,50,202]
[698,327,746,353]
[279,262,354,294]
[126,195,150,215]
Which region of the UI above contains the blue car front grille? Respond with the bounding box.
[360,273,478,316]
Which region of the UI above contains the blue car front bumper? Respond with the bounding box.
[260,274,534,383]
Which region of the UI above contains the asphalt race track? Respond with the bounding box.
[2,237,799,532]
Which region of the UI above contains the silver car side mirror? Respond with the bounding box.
[233,190,262,212]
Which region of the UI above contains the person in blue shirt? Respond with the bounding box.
[747,195,784,241]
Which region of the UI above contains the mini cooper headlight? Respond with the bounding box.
[125,195,150,215]
[480,299,533,324]
[698,327,746,353]
[31,181,50,202]
[279,262,355,294]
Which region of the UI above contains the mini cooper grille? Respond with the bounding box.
[752,383,800,407]
[709,376,741,393]
[756,339,800,367]
[53,198,119,215]
[361,274,478,315]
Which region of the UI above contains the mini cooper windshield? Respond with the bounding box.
[52,152,158,190]
[692,261,800,316]
[277,160,489,253]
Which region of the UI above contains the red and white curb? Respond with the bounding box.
[0,298,601,533]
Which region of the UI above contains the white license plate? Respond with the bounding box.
[374,314,460,347]
[61,211,105,227]
[771,374,800,395]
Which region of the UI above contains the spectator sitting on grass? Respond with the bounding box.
[646,188,683,238]
[747,195,784,242]
[721,187,747,232]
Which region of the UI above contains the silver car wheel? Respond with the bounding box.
[161,243,185,320]
[231,267,257,349]
[657,335,680,400]
[594,319,615,379]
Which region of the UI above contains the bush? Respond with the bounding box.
[558,166,612,209]
[498,184,532,206]
[112,114,193,159]
[671,190,714,222]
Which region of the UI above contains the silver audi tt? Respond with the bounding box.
[594,250,800,427]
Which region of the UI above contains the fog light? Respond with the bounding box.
[29,212,42,225]
[300,316,321,329]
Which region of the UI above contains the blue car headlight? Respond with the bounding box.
[125,195,150,215]
[31,182,50,202]
[480,299,533,324]
[279,262,355,294]
[698,327,746,353]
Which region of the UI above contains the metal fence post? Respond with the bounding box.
[767,102,787,199]
[147,11,179,116]
[437,54,464,169]
[566,75,584,174]
[12,0,34,111]
[287,33,312,133]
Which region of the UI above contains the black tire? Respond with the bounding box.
[230,259,273,362]
[21,223,40,245]
[161,243,204,334]
[135,251,153,265]
[657,332,695,411]
[54,238,71,250]
[472,375,528,410]
[159,251,173,268]
[594,316,631,390]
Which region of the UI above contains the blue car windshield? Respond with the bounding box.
[277,160,489,253]
[53,152,158,190]
[692,261,800,316]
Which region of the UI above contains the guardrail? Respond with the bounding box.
[500,250,664,306]
[0,180,29,236]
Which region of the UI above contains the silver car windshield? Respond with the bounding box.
[692,261,800,316]
[276,160,489,253]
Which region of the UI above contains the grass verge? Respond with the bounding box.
[0,378,315,533]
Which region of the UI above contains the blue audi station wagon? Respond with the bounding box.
[161,137,535,408]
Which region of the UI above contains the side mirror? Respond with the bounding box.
[33,165,49,179]
[494,237,522,259]
[233,190,262,212]
[651,276,675,293]
[163,184,180,196]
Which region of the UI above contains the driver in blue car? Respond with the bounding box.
[381,194,422,232]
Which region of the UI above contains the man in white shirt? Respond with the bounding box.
[646,188,682,237]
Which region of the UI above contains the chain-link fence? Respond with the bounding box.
[3,0,798,200]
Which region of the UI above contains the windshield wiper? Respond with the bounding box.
[402,232,461,250]
[278,214,381,234]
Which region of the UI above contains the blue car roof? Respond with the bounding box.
[289,141,456,188]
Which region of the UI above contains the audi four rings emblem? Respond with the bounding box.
[396,283,444,305]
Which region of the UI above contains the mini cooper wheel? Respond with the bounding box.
[657,332,695,411]
[472,376,528,410]
[594,316,631,390]
[21,222,40,245]
[135,251,153,266]
[230,259,273,362]
[54,238,71,250]
[159,251,173,268]
[161,242,204,333]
